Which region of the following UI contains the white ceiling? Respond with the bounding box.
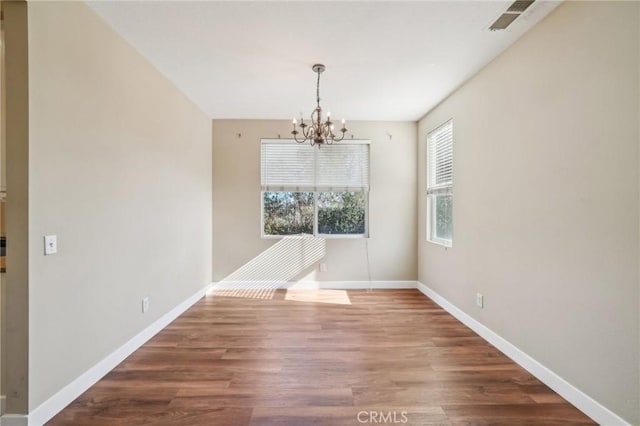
[86,1,561,121]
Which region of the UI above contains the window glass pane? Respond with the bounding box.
[318,192,366,235]
[263,192,314,236]
[432,194,453,242]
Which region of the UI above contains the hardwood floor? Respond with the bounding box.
[47,289,595,425]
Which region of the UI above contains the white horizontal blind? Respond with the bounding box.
[261,142,316,191]
[315,144,369,191]
[427,120,453,194]
[261,140,370,192]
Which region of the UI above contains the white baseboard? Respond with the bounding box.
[27,283,213,426]
[416,282,629,426]
[0,415,27,426]
[210,280,417,290]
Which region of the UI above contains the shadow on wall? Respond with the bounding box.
[209,236,326,300]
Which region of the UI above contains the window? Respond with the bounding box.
[427,120,453,247]
[263,191,314,235]
[261,140,370,237]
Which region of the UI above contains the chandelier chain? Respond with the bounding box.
[316,67,321,109]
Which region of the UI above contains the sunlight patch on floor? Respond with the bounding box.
[208,287,277,300]
[285,289,351,305]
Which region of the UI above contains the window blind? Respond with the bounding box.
[427,120,453,193]
[260,142,316,191]
[261,140,370,192]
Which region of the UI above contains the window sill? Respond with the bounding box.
[262,234,368,240]
[319,233,368,239]
[427,238,452,248]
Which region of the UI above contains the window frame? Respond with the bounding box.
[316,190,369,239]
[261,190,369,239]
[260,139,371,239]
[426,194,452,247]
[426,120,453,248]
[260,190,315,239]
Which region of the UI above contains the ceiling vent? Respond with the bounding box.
[489,0,535,31]
[507,0,535,13]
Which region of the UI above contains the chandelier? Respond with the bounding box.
[291,64,347,146]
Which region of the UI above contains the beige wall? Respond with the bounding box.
[418,2,639,424]
[26,1,212,411]
[213,120,417,284]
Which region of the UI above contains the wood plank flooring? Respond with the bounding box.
[46,289,595,425]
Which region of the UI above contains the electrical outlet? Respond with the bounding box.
[476,293,484,308]
[142,297,150,313]
[44,235,58,255]
[319,263,327,272]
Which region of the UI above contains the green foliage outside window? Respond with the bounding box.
[434,194,452,241]
[263,191,366,236]
[263,192,313,235]
[317,192,365,234]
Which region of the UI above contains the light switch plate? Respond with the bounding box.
[44,235,58,255]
